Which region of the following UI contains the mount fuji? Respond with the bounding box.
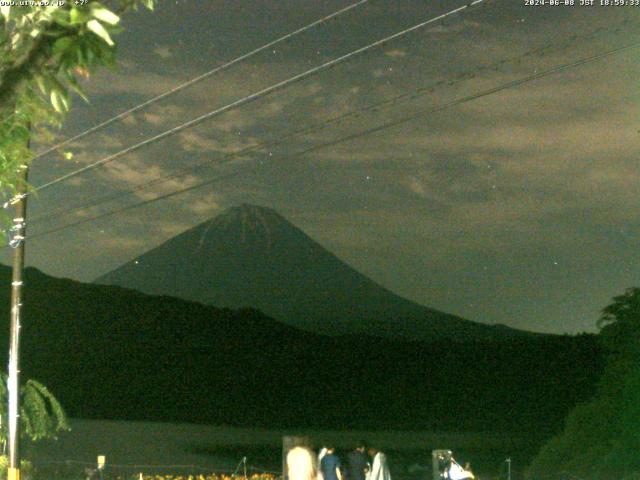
[96,204,532,341]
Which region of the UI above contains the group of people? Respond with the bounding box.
[443,459,474,480]
[286,443,391,480]
[433,451,474,480]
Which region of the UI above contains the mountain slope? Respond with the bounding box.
[0,265,603,433]
[96,204,528,341]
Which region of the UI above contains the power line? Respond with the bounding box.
[26,41,639,242]
[30,19,631,225]
[28,172,240,240]
[29,0,372,162]
[289,41,640,158]
[6,0,489,208]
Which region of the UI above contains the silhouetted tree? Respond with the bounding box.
[527,288,640,480]
[0,374,69,451]
[0,1,155,223]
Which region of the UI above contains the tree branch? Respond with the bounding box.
[0,35,54,114]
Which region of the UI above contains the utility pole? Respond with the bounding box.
[7,162,29,480]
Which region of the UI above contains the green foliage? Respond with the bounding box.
[0,0,155,208]
[527,288,640,480]
[598,287,640,356]
[0,374,69,451]
[0,456,33,480]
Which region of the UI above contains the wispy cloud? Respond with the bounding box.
[385,49,407,58]
[153,46,173,59]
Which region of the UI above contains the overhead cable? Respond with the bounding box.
[29,0,372,162]
[31,17,629,226]
[26,41,639,241]
[6,0,488,208]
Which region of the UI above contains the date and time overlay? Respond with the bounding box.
[0,0,639,6]
[525,0,639,5]
[0,0,89,7]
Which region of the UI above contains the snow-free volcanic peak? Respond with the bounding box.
[208,203,288,249]
[96,204,532,340]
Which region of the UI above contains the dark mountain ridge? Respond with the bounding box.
[0,265,602,433]
[96,204,535,341]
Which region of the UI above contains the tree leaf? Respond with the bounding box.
[0,5,11,21]
[66,75,88,102]
[86,19,114,46]
[52,36,73,57]
[50,88,68,113]
[69,7,85,25]
[34,74,48,96]
[90,5,120,26]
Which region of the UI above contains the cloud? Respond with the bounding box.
[177,129,264,158]
[16,2,639,337]
[142,112,164,125]
[277,44,640,262]
[84,70,186,98]
[406,176,427,197]
[153,46,173,59]
[385,49,407,58]
[426,18,481,35]
[186,192,222,216]
[139,104,189,127]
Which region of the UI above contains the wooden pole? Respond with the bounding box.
[7,162,28,480]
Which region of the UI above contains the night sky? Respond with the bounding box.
[4,0,639,334]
